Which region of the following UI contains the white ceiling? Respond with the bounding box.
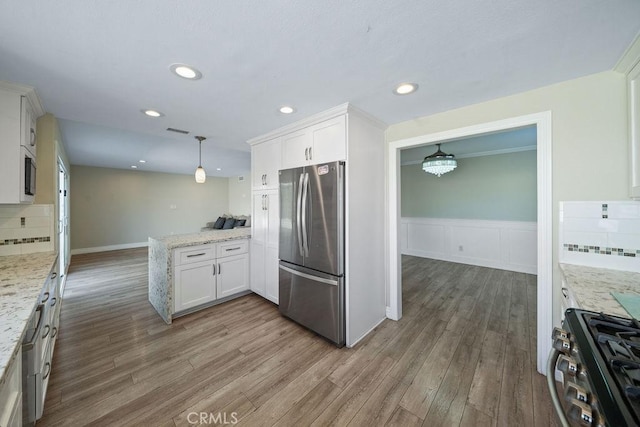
[0,1,638,177]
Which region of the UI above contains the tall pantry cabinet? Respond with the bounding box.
[248,103,387,347]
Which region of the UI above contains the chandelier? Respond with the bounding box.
[422,143,457,177]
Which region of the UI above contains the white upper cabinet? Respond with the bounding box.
[0,81,44,204]
[251,137,281,189]
[281,115,346,169]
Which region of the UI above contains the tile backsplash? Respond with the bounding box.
[560,201,640,272]
[0,204,55,256]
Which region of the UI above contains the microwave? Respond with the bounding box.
[21,146,36,203]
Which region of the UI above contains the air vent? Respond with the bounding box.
[238,176,244,182]
[166,127,189,135]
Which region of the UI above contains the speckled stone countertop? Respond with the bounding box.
[148,229,251,323]
[0,251,57,385]
[150,228,251,250]
[560,263,640,317]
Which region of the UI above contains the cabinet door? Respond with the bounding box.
[174,261,216,312]
[310,115,346,164]
[217,253,249,298]
[265,245,279,304]
[630,61,640,199]
[252,137,281,189]
[265,190,279,246]
[250,240,266,297]
[252,192,268,244]
[281,128,312,169]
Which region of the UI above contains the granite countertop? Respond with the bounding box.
[559,263,640,317]
[0,251,57,385]
[149,228,251,250]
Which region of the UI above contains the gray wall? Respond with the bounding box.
[401,150,537,221]
[70,166,229,250]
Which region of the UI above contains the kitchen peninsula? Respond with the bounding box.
[148,228,251,323]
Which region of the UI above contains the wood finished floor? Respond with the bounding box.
[39,248,558,426]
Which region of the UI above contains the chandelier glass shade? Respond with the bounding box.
[422,143,457,177]
[195,136,206,183]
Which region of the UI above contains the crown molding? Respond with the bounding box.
[401,144,537,166]
[247,102,387,146]
[0,80,45,117]
[614,31,640,74]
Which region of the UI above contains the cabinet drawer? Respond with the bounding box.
[175,245,215,265]
[217,239,249,258]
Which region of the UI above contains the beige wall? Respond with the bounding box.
[70,166,229,250]
[387,70,629,325]
[34,113,71,255]
[227,174,251,216]
[35,113,70,204]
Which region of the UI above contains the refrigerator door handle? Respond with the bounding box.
[296,172,305,257]
[279,264,338,286]
[301,171,310,257]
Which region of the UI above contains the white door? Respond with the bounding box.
[250,240,266,297]
[174,261,216,312]
[281,128,312,169]
[310,115,346,164]
[217,254,249,298]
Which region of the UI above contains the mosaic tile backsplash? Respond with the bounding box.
[560,201,640,272]
[0,204,55,256]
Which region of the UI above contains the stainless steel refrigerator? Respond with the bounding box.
[279,161,345,346]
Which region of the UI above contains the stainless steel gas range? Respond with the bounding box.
[549,309,640,426]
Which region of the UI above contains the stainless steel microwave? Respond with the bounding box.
[21,146,35,202]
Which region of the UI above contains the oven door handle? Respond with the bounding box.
[546,348,571,427]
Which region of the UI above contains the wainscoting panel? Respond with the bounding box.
[400,217,537,274]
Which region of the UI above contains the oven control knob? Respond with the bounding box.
[568,398,593,426]
[552,327,569,340]
[564,381,588,403]
[557,355,579,376]
[553,336,571,354]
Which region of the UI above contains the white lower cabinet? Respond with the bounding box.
[250,189,279,304]
[265,246,279,304]
[0,348,22,427]
[174,260,217,312]
[217,254,249,299]
[173,239,249,314]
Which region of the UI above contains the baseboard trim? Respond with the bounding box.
[71,242,148,255]
[402,248,537,275]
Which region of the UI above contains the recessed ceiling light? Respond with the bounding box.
[170,63,202,80]
[394,83,418,95]
[142,109,164,117]
[139,160,146,163]
[279,106,295,114]
[216,168,221,171]
[131,165,138,169]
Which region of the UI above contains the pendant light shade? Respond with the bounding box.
[195,136,206,183]
[422,143,457,177]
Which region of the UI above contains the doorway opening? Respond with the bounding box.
[387,112,552,374]
[58,158,70,289]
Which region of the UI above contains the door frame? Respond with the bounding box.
[386,111,552,374]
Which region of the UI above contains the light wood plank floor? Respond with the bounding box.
[39,249,558,426]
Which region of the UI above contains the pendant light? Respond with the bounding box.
[194,136,206,183]
[422,143,457,177]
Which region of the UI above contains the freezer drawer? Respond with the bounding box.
[278,261,344,346]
